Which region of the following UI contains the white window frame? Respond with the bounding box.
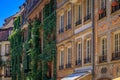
[67,46,72,64]
[101,37,107,56]
[77,42,82,61]
[86,39,91,59]
[67,10,72,26]
[86,0,91,15]
[100,0,106,9]
[114,32,120,53]
[60,15,64,30]
[60,50,64,66]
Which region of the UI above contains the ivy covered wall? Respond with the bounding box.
[9,0,56,80]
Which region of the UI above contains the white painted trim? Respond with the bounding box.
[74,22,92,34]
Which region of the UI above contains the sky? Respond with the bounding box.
[0,0,25,27]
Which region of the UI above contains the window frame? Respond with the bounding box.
[67,47,72,64]
[86,38,91,59]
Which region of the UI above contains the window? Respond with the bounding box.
[5,44,10,55]
[4,66,11,77]
[66,47,72,68]
[85,39,91,63]
[101,38,107,56]
[100,0,106,9]
[99,37,107,63]
[84,0,91,21]
[0,45,1,56]
[60,50,64,66]
[67,10,71,26]
[59,50,64,70]
[112,32,120,60]
[99,0,106,19]
[66,10,72,30]
[75,5,82,26]
[111,0,120,13]
[115,33,120,53]
[59,15,64,33]
[9,30,12,36]
[76,42,82,65]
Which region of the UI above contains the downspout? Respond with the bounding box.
[91,0,95,80]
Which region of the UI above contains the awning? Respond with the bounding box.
[61,72,91,80]
[113,77,120,80]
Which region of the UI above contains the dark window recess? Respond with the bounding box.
[75,59,81,66]
[99,9,106,20]
[84,57,91,64]
[65,24,71,31]
[84,13,91,22]
[59,28,64,34]
[59,65,64,70]
[75,19,82,26]
[112,52,120,60]
[111,2,120,13]
[66,63,71,68]
[99,55,107,63]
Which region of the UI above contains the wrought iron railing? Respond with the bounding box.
[99,55,107,63]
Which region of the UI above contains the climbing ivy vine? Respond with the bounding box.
[9,16,23,80]
[9,0,56,80]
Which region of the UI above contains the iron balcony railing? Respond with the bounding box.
[84,13,91,22]
[84,57,91,64]
[99,9,106,20]
[99,55,107,63]
[65,24,71,31]
[59,65,64,70]
[59,28,64,34]
[75,59,82,66]
[111,4,120,13]
[112,52,120,60]
[75,19,82,26]
[66,63,71,68]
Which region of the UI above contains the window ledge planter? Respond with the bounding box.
[112,1,119,7]
[98,9,104,14]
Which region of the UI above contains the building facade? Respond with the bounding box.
[56,0,92,80]
[95,0,120,80]
[0,7,23,80]
[0,27,12,80]
[56,0,120,80]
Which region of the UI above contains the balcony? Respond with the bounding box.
[59,65,64,70]
[59,28,64,34]
[84,57,91,64]
[112,52,120,60]
[66,63,71,68]
[75,19,81,26]
[99,9,106,20]
[99,55,107,63]
[111,1,120,13]
[75,59,81,66]
[84,13,91,22]
[65,24,71,31]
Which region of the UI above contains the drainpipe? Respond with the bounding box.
[91,0,95,80]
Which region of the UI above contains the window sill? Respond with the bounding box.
[83,19,91,25]
[75,24,82,29]
[111,9,120,16]
[98,16,107,22]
